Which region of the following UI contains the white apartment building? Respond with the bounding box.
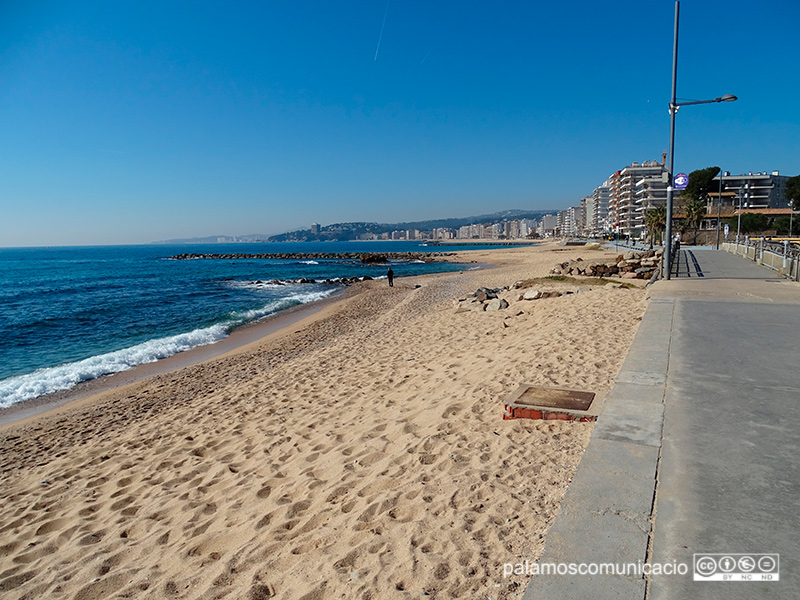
[537,214,558,237]
[562,205,585,237]
[609,160,667,237]
[588,180,611,234]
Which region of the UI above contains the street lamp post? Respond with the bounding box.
[736,184,749,244]
[715,171,723,249]
[663,1,738,280]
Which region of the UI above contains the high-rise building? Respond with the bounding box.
[584,179,610,236]
[610,160,667,237]
[537,214,558,237]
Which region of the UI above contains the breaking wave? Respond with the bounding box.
[0,288,337,408]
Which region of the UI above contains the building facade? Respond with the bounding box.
[586,179,611,235]
[609,160,667,238]
[709,171,791,211]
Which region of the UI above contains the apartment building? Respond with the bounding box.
[538,214,558,237]
[585,179,611,235]
[709,171,791,210]
[608,160,667,237]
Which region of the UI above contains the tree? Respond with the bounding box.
[786,175,800,211]
[683,199,707,244]
[681,166,721,204]
[677,166,719,244]
[644,205,667,246]
[773,216,793,236]
[727,213,769,235]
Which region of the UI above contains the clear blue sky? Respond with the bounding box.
[1,0,798,246]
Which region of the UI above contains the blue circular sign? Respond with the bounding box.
[674,173,689,190]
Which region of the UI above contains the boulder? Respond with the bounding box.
[485,298,509,311]
[621,272,639,279]
[474,287,499,300]
[522,289,542,300]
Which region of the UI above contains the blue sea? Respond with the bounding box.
[0,241,490,408]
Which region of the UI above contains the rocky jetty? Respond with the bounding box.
[244,275,374,287]
[550,249,662,280]
[169,252,453,263]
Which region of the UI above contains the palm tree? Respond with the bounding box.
[645,205,667,246]
[684,199,707,244]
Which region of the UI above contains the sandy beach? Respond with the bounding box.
[0,244,648,600]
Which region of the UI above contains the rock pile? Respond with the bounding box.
[550,249,662,280]
[453,287,507,312]
[245,275,374,287]
[452,286,574,312]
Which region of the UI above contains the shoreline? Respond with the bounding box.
[0,286,356,429]
[0,259,494,429]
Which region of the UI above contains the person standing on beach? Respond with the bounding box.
[387,267,394,287]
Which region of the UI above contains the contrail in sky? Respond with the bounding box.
[374,0,390,61]
[421,47,433,64]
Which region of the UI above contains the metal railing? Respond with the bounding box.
[722,238,800,281]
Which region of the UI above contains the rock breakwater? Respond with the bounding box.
[551,249,663,280]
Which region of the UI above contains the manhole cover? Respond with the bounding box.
[514,386,595,411]
[503,384,597,421]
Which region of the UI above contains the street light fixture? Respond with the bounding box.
[663,1,738,280]
[736,184,749,244]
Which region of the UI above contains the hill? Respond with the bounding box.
[267,209,556,242]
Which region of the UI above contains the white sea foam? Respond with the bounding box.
[0,288,337,409]
[229,289,334,322]
[0,325,228,408]
[300,260,319,265]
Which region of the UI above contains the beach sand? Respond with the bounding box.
[0,244,648,600]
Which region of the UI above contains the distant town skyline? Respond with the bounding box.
[2,1,799,247]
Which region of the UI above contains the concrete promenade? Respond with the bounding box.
[523,247,800,599]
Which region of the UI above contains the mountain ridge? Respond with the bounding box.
[152,209,558,244]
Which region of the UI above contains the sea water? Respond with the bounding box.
[0,241,489,408]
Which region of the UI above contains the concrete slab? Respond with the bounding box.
[525,570,645,600]
[594,399,664,447]
[523,498,652,600]
[560,438,659,518]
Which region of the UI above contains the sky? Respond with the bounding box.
[1,0,799,246]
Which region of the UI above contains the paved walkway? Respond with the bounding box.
[523,248,800,599]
